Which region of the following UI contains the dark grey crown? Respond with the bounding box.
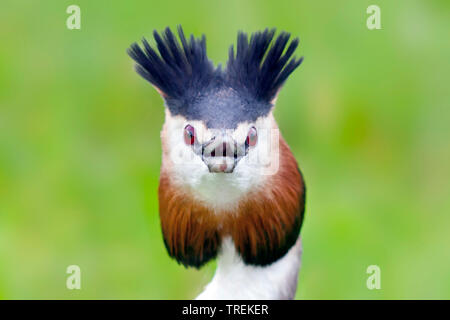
[128,26,303,128]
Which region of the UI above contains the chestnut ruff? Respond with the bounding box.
[159,137,305,268]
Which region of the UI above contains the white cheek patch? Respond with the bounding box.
[234,114,280,177]
[162,110,209,185]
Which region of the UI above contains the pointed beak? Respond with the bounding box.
[201,133,244,173]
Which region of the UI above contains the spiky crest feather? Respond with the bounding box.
[128,26,303,119]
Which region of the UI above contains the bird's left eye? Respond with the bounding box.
[246,126,258,147]
[184,124,195,145]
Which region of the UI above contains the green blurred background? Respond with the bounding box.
[0,0,449,299]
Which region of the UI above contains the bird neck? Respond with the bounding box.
[196,236,302,300]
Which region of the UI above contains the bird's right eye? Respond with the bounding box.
[184,125,195,145]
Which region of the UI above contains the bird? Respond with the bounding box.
[128,26,306,300]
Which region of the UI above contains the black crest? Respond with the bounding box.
[128,26,303,128]
[226,29,303,103]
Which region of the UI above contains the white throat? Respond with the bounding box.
[196,236,302,300]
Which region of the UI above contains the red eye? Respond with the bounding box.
[246,127,258,147]
[184,125,195,145]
